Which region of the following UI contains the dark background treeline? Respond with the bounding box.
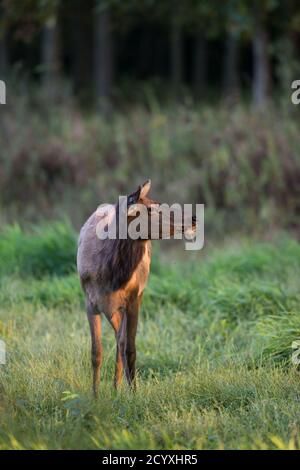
[1,0,300,107]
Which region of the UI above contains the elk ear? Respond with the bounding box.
[127,187,140,206]
[127,179,151,206]
[140,179,151,198]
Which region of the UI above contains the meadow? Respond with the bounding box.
[0,222,300,450]
[2,0,300,451]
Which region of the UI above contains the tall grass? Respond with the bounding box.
[0,221,77,277]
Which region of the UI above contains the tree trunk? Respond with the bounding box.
[94,6,113,112]
[0,34,8,78]
[42,16,60,102]
[252,23,270,108]
[71,0,92,101]
[170,17,183,99]
[193,33,207,101]
[223,32,239,101]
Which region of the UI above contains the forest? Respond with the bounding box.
[1,0,300,108]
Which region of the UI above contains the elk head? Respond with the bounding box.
[126,180,197,241]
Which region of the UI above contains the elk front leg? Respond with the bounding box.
[87,305,102,398]
[109,309,126,389]
[125,295,141,388]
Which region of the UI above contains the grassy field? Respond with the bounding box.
[0,223,300,450]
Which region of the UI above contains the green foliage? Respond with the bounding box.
[2,0,59,40]
[1,99,300,234]
[0,221,77,277]
[254,313,300,364]
[0,226,300,449]
[0,274,83,309]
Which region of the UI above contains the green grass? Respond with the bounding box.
[0,223,300,449]
[0,222,77,277]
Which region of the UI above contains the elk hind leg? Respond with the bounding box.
[87,304,102,398]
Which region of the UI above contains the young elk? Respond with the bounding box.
[77,180,196,396]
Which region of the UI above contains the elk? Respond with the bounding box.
[77,180,196,396]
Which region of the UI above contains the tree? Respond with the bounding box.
[252,5,271,107]
[0,2,8,76]
[222,31,239,100]
[248,0,279,107]
[221,1,243,102]
[184,0,222,102]
[193,32,207,100]
[170,12,183,99]
[94,0,113,111]
[1,0,61,96]
[274,0,300,93]
[41,13,60,101]
[0,30,8,78]
[218,0,279,108]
